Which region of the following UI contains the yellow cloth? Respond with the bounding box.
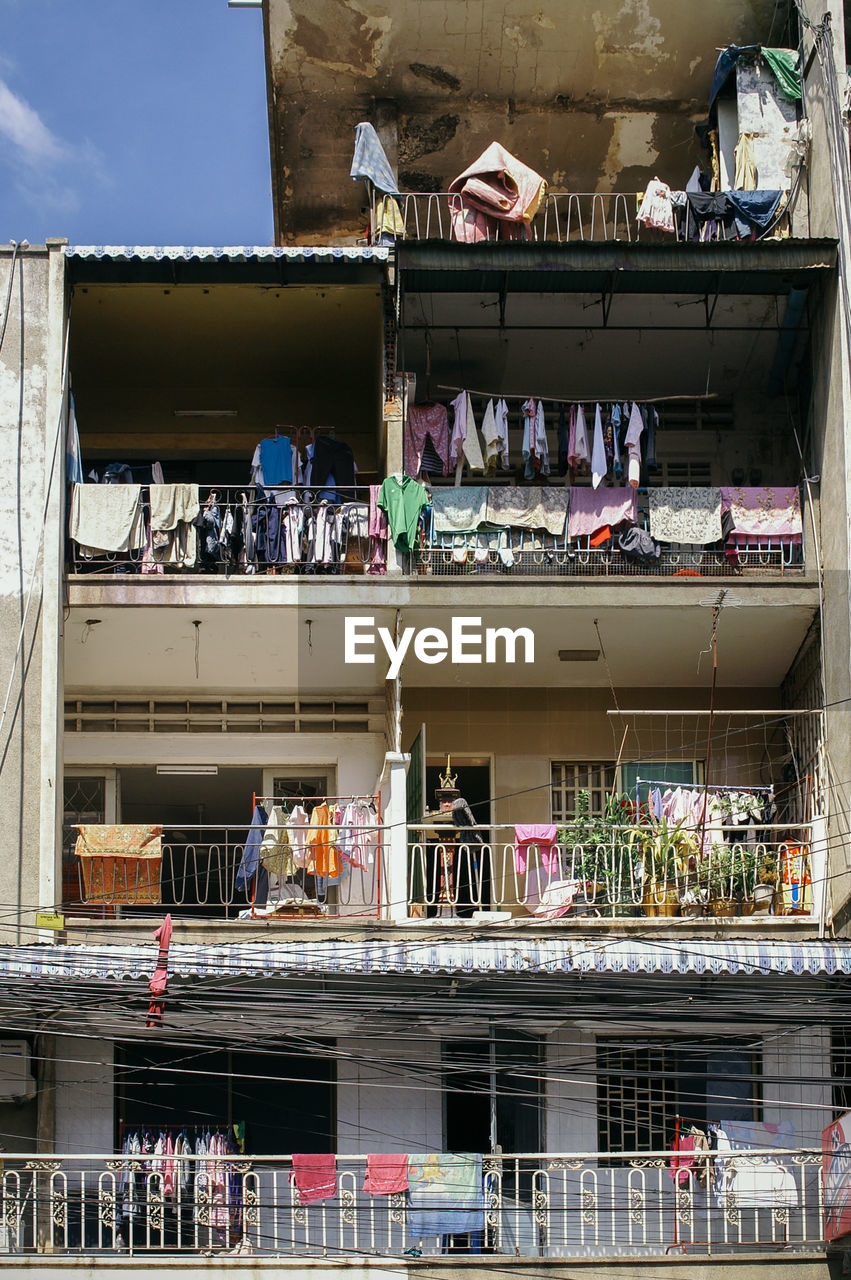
[734,133,758,191]
[307,803,340,879]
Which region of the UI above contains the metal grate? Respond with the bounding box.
[551,762,617,823]
[64,697,380,734]
[597,1042,675,1153]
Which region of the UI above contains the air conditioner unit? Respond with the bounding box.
[0,1040,35,1100]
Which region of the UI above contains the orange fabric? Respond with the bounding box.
[589,525,611,548]
[74,824,163,904]
[307,803,340,879]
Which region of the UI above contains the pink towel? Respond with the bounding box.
[669,1135,696,1186]
[362,1153,410,1195]
[514,824,559,874]
[292,1153,337,1204]
[720,486,802,543]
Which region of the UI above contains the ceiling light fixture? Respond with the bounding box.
[173,410,238,418]
[156,765,219,776]
[558,650,600,662]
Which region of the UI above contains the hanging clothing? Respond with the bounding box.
[494,398,510,468]
[258,436,294,486]
[481,399,500,474]
[533,399,550,476]
[514,824,560,875]
[149,484,200,568]
[567,487,637,541]
[337,801,378,871]
[431,487,488,532]
[624,402,644,488]
[405,403,450,478]
[377,476,430,553]
[311,436,356,491]
[591,403,607,489]
[719,486,803,543]
[363,1154,409,1195]
[236,804,270,894]
[292,1154,338,1205]
[307,803,340,879]
[367,484,388,575]
[449,391,485,471]
[557,404,570,477]
[637,178,676,233]
[647,487,723,545]
[569,404,591,474]
[448,142,546,243]
[69,483,147,557]
[485,487,568,535]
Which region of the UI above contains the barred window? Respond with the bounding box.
[551,762,617,823]
[832,1026,851,1117]
[597,1038,761,1153]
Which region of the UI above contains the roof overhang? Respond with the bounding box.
[64,244,390,286]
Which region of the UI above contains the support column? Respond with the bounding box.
[381,751,410,923]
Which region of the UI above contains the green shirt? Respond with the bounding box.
[378,476,430,553]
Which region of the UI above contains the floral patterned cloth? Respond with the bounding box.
[431,487,489,532]
[648,487,722,545]
[74,824,163,905]
[485,486,569,535]
[720,486,802,543]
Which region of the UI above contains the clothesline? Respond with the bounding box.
[436,385,720,404]
[637,778,773,795]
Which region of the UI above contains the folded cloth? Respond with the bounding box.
[291,1154,337,1205]
[514,823,560,875]
[720,486,802,542]
[69,483,146,554]
[350,121,399,194]
[431,487,489,532]
[448,143,546,225]
[486,487,568,535]
[567,486,637,540]
[532,878,580,919]
[648,487,722,545]
[637,178,675,233]
[363,1154,410,1196]
[149,484,200,531]
[406,1153,485,1238]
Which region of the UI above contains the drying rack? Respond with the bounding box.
[246,793,383,920]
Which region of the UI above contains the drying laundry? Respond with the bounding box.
[647,486,722,545]
[378,475,430,552]
[485,487,568,535]
[637,178,676,233]
[291,1154,337,1205]
[448,142,547,243]
[69,483,147,556]
[720,486,802,543]
[405,403,450,478]
[362,1154,410,1196]
[406,1153,485,1237]
[567,487,637,541]
[449,391,485,471]
[149,483,200,568]
[431,487,489,533]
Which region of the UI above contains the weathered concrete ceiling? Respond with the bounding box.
[264,0,791,240]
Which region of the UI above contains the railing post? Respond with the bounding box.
[381,752,410,923]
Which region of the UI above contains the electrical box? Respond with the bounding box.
[0,1040,35,1100]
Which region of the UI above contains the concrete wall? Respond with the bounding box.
[337,1035,442,1154]
[54,1036,114,1155]
[0,243,66,943]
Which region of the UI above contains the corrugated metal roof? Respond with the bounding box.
[1,937,849,981]
[65,245,389,263]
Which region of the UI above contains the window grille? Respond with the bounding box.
[832,1026,851,1117]
[64,697,380,735]
[550,762,617,823]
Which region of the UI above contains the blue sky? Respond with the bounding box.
[0,0,273,245]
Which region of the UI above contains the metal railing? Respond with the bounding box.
[407,824,813,919]
[371,190,794,246]
[68,485,379,577]
[63,823,384,920]
[416,493,804,578]
[0,1149,824,1256]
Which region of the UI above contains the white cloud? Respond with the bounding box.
[0,76,109,219]
[0,77,66,166]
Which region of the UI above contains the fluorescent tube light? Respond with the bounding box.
[156,765,219,776]
[558,650,600,662]
[174,410,238,418]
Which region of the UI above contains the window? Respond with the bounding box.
[620,761,699,805]
[831,1026,851,1117]
[596,1038,761,1152]
[551,762,617,823]
[444,1031,542,1155]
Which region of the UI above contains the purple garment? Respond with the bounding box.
[405,404,449,478]
[567,487,638,540]
[367,484,388,575]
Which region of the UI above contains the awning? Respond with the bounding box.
[64,245,389,263]
[2,937,850,982]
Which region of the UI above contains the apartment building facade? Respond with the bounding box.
[1,0,851,1275]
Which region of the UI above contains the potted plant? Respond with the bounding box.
[634,816,697,918]
[706,845,738,916]
[558,790,637,916]
[752,847,778,914]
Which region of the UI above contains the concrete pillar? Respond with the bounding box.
[381,750,410,922]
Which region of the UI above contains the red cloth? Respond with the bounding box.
[292,1154,337,1204]
[146,913,173,1027]
[668,1135,696,1186]
[363,1153,410,1195]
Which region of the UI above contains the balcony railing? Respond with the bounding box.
[371,191,795,246]
[0,1149,824,1257]
[63,824,384,920]
[417,494,804,579]
[407,824,814,920]
[68,485,380,577]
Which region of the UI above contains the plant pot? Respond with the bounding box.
[752,884,774,914]
[709,897,737,918]
[681,901,705,917]
[643,887,680,918]
[740,898,755,916]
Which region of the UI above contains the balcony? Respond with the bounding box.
[407,824,815,922]
[61,820,814,925]
[64,822,385,922]
[0,1149,824,1258]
